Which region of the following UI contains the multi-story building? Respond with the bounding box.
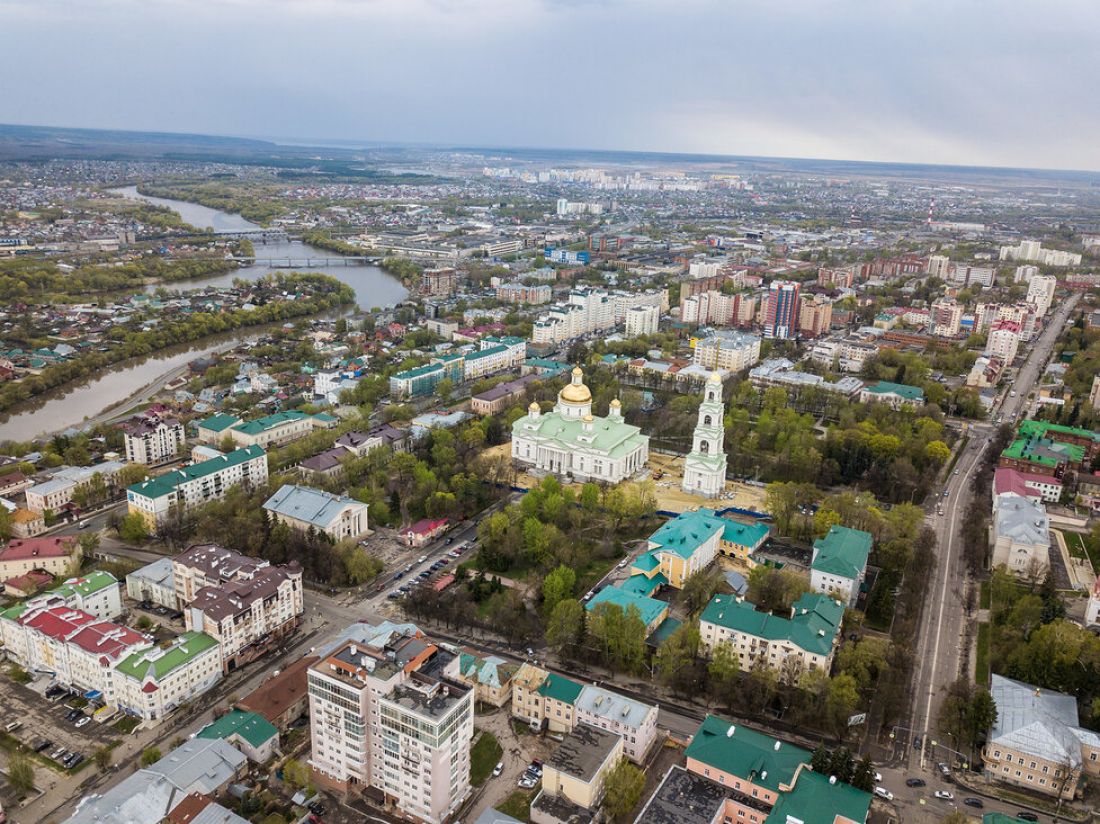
[556,199,603,216]
[818,266,856,288]
[496,282,552,305]
[992,493,1050,577]
[636,715,871,824]
[1000,240,1082,267]
[307,622,474,824]
[809,336,876,373]
[420,267,458,297]
[462,336,526,382]
[797,293,833,337]
[982,675,1100,800]
[925,254,950,279]
[445,651,517,707]
[125,557,179,610]
[218,410,337,450]
[946,263,995,287]
[624,305,659,337]
[612,289,667,323]
[122,416,186,465]
[810,525,872,607]
[930,297,962,337]
[692,332,761,372]
[172,543,275,604]
[1090,375,1100,411]
[532,287,613,344]
[699,592,843,675]
[110,631,222,721]
[263,484,370,542]
[470,375,539,416]
[749,358,864,398]
[389,353,465,399]
[535,725,623,816]
[126,446,269,527]
[24,461,128,514]
[1015,264,1040,283]
[2,571,124,627]
[761,281,800,339]
[184,560,304,673]
[986,320,1022,364]
[1027,274,1058,317]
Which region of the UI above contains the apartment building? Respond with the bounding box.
[389,353,465,399]
[307,622,474,824]
[122,416,186,465]
[532,288,613,345]
[810,525,872,607]
[986,321,1022,364]
[463,336,526,382]
[749,358,863,398]
[810,336,876,373]
[126,446,269,527]
[761,281,800,339]
[535,725,623,817]
[1026,274,1057,317]
[219,410,336,450]
[0,535,80,580]
[263,484,370,541]
[692,331,761,372]
[858,381,925,409]
[1000,240,1082,267]
[992,493,1050,577]
[109,631,222,721]
[125,557,179,610]
[636,716,870,824]
[930,297,963,337]
[172,543,274,604]
[612,289,667,323]
[947,263,995,287]
[508,665,658,763]
[797,293,833,338]
[497,282,552,305]
[420,267,458,297]
[699,592,843,675]
[25,461,128,514]
[983,675,1100,800]
[925,254,950,278]
[625,305,659,337]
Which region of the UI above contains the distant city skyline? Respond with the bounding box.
[2,0,1098,171]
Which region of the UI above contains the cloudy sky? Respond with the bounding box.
[2,0,1098,170]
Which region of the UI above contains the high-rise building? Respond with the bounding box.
[1026,274,1057,317]
[122,416,186,465]
[925,254,950,279]
[1000,241,1082,267]
[797,293,833,338]
[762,281,800,339]
[624,305,660,337]
[307,622,474,824]
[986,321,1021,364]
[1015,264,1040,283]
[691,332,761,372]
[930,297,963,337]
[682,374,727,498]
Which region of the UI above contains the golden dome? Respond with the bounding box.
[708,372,722,384]
[560,382,592,404]
[610,398,622,408]
[583,414,594,422]
[572,366,583,377]
[529,401,540,412]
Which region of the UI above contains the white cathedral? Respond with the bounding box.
[682,372,728,497]
[511,366,649,484]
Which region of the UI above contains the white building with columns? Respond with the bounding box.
[511,367,648,483]
[682,374,727,498]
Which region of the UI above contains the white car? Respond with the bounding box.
[873,771,882,783]
[75,716,91,728]
[492,762,504,778]
[873,787,893,801]
[934,790,954,801]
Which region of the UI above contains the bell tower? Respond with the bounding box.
[682,373,727,498]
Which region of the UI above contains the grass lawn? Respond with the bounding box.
[979,579,991,610]
[1064,531,1089,561]
[496,789,536,823]
[113,716,140,734]
[975,622,991,686]
[575,557,616,596]
[469,730,503,787]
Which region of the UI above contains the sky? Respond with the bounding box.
[2,0,1099,170]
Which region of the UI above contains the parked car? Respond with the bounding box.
[873,787,893,801]
[905,778,926,788]
[873,771,882,783]
[934,791,953,801]
[963,798,984,809]
[75,716,91,728]
[1016,813,1038,822]
[492,762,504,778]
[307,801,325,815]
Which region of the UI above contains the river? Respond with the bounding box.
[110,186,409,310]
[0,190,410,441]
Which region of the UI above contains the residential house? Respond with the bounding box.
[858,381,924,409]
[0,535,80,580]
[534,725,623,822]
[125,557,179,610]
[447,651,518,707]
[810,525,872,606]
[196,709,279,763]
[110,631,223,721]
[237,654,317,732]
[262,484,369,542]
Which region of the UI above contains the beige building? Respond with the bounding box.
[262,484,369,542]
[0,536,80,580]
[536,725,623,816]
[983,675,1100,800]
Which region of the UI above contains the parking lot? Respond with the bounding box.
[0,675,127,774]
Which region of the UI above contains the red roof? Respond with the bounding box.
[0,536,76,563]
[407,518,448,535]
[141,682,159,693]
[20,605,96,641]
[3,570,53,593]
[67,621,150,659]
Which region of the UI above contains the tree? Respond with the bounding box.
[342,546,383,584]
[546,599,585,657]
[707,641,741,708]
[6,752,34,795]
[603,760,646,821]
[747,566,810,613]
[541,566,576,616]
[851,756,875,792]
[654,624,701,694]
[140,746,162,767]
[810,744,831,773]
[825,673,861,736]
[436,378,454,404]
[282,758,313,794]
[94,746,113,770]
[677,567,725,617]
[117,512,151,543]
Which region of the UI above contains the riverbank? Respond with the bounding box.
[0,273,354,440]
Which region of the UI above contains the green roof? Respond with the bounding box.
[685,714,810,792]
[393,362,447,380]
[586,585,669,629]
[128,445,265,500]
[197,710,278,748]
[648,509,726,560]
[863,381,924,401]
[619,571,667,597]
[765,767,871,824]
[982,815,1032,824]
[0,603,28,621]
[232,410,311,436]
[700,593,842,656]
[114,631,218,682]
[512,410,648,461]
[537,672,583,705]
[197,413,242,433]
[1001,436,1084,467]
[1017,420,1100,443]
[464,344,508,363]
[812,525,872,579]
[646,616,683,647]
[721,520,770,550]
[52,571,119,600]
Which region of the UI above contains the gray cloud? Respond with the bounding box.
[0,0,1097,169]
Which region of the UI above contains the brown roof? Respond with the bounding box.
[238,654,318,723]
[190,565,298,623]
[166,792,214,824]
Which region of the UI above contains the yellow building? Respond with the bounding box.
[538,724,623,811]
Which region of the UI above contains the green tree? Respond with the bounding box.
[541,566,577,616]
[654,624,700,694]
[6,752,34,795]
[747,566,810,613]
[94,746,113,770]
[436,377,454,404]
[117,512,151,543]
[603,760,646,821]
[140,746,162,767]
[825,673,861,735]
[343,546,383,584]
[851,756,875,791]
[707,641,741,707]
[545,599,584,657]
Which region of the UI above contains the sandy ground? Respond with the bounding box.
[482,443,769,515]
